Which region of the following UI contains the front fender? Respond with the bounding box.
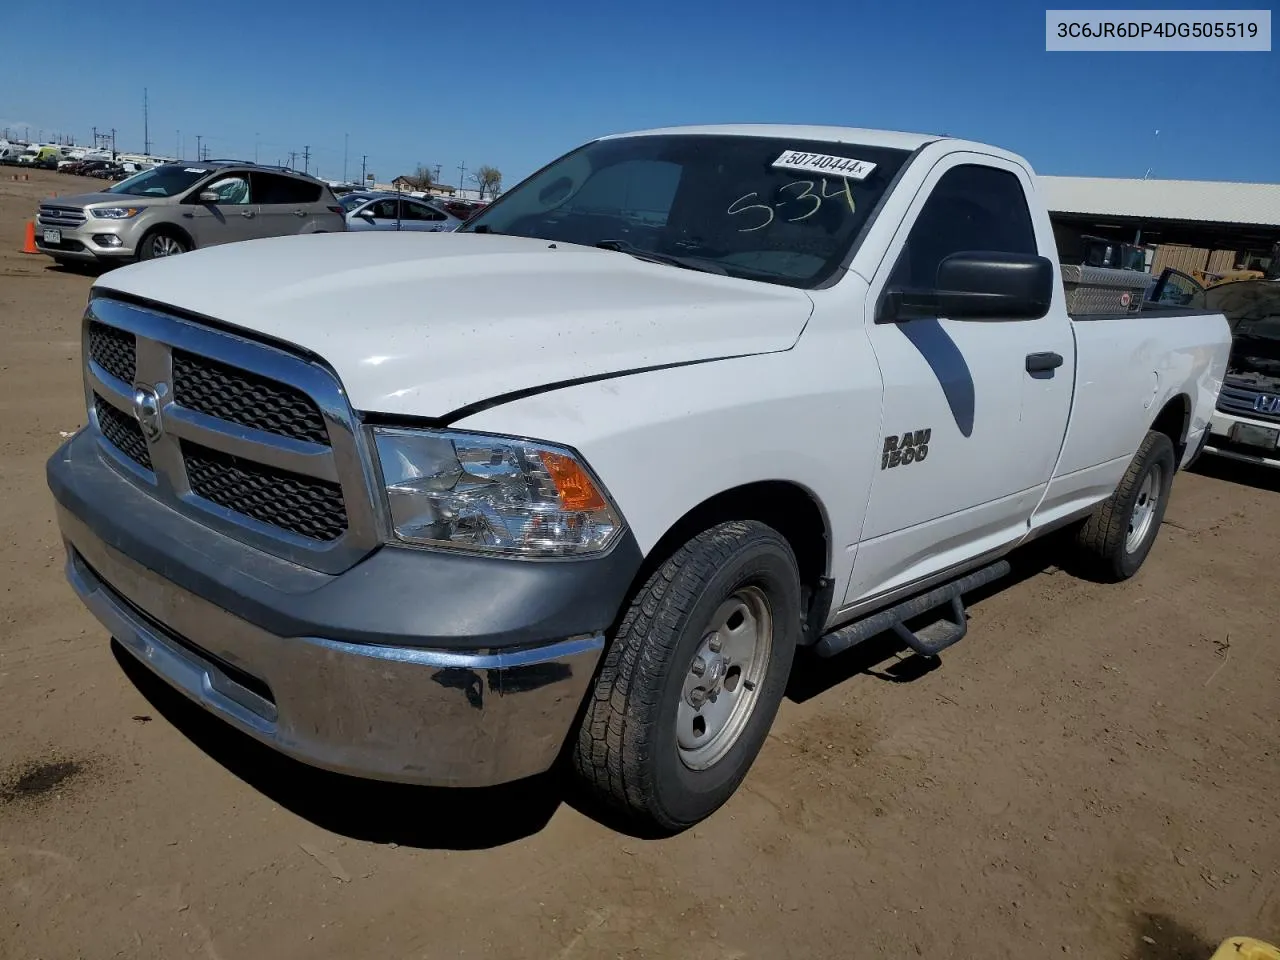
[451,325,882,597]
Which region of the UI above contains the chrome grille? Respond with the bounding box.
[94,395,152,470]
[1217,382,1280,425]
[88,321,137,384]
[82,297,380,573]
[38,204,87,227]
[172,350,329,445]
[183,442,347,542]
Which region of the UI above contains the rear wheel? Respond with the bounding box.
[1074,430,1176,581]
[572,520,800,832]
[138,230,189,260]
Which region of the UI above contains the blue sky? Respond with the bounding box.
[2,0,1276,188]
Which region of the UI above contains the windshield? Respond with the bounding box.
[338,194,372,212]
[460,134,912,287]
[106,165,211,198]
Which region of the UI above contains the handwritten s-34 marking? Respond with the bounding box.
[727,178,857,232]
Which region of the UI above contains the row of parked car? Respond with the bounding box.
[33,160,488,268]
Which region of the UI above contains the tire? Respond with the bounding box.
[1074,430,1176,582]
[572,520,800,832]
[137,230,189,260]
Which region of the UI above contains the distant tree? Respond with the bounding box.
[472,165,502,199]
[406,164,434,190]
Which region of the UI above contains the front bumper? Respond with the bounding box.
[34,217,138,262]
[48,430,638,786]
[1204,410,1280,469]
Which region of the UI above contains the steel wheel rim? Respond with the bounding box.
[677,585,773,771]
[1126,464,1162,553]
[153,236,183,257]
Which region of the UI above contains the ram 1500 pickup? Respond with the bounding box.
[48,125,1232,831]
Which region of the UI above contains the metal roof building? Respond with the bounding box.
[1040,175,1280,277]
[1040,176,1280,228]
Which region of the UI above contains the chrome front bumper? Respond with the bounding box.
[61,507,604,787]
[1204,410,1280,469]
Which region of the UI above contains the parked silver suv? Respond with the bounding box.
[35,161,346,266]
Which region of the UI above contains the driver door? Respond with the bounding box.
[184,173,261,247]
[844,156,1075,607]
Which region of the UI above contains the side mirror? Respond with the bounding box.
[878,251,1055,322]
[198,190,219,203]
[358,211,376,222]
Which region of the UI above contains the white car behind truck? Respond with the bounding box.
[47,125,1231,831]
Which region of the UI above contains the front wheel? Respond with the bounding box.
[1074,430,1176,581]
[138,230,189,260]
[572,520,800,832]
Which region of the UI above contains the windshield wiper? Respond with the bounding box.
[594,239,727,275]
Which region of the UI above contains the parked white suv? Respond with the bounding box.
[48,125,1230,832]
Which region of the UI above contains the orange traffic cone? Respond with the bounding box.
[21,220,39,254]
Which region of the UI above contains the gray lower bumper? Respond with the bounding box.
[60,507,603,787]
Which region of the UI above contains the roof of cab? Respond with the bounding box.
[598,124,1039,174]
[600,124,943,152]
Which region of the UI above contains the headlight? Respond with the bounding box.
[373,427,624,556]
[89,207,142,219]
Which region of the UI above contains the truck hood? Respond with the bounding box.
[92,232,814,418]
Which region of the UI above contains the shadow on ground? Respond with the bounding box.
[1130,912,1216,960]
[112,641,565,851]
[1191,454,1280,494]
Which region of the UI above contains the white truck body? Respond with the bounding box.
[49,125,1231,829]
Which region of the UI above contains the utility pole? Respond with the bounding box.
[434,163,441,184]
[143,87,150,156]
[254,132,259,164]
[361,155,367,187]
[458,162,467,191]
[288,151,297,170]
[111,129,117,159]
[343,133,348,183]
[92,126,97,150]
[176,129,180,160]
[195,135,202,163]
[302,145,310,175]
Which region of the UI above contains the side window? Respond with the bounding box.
[368,198,398,219]
[204,175,251,205]
[252,172,322,205]
[401,201,445,222]
[888,164,1037,289]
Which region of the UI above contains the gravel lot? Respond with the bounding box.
[1,167,1277,960]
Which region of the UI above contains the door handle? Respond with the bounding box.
[292,209,306,217]
[1026,351,1064,373]
[240,210,255,219]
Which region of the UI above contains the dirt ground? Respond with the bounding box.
[1,167,1277,960]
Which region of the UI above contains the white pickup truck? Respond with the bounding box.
[48,124,1231,832]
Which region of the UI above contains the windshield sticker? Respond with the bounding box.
[771,151,876,180]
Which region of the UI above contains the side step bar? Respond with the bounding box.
[814,560,1011,660]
